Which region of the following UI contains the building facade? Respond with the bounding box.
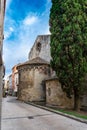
[28,34,87,110]
[14,71,18,96]
[8,74,12,95]
[27,35,74,108]
[0,0,6,128]
[12,65,19,96]
[2,78,9,97]
[17,57,51,102]
[0,0,6,86]
[29,35,51,62]
[45,77,74,109]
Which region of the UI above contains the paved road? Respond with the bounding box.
[1,96,87,130]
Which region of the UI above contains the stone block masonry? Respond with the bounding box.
[29,35,51,62]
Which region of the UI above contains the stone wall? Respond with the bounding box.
[0,65,3,96]
[18,64,50,102]
[29,35,51,62]
[0,0,6,92]
[80,77,87,110]
[45,78,74,109]
[0,0,6,64]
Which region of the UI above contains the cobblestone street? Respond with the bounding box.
[1,96,87,130]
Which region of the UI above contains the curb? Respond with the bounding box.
[25,102,87,124]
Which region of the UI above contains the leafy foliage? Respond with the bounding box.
[50,0,87,109]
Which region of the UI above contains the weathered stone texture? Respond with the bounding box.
[0,1,6,127]
[45,78,74,109]
[81,95,87,107]
[29,35,51,62]
[80,77,87,110]
[17,58,51,102]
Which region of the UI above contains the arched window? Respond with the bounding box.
[36,42,41,52]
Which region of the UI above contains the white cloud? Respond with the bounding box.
[3,20,33,76]
[4,27,14,39]
[47,0,51,3]
[9,27,14,32]
[3,40,31,73]
[3,14,38,75]
[23,15,38,26]
[43,26,51,34]
[3,2,51,77]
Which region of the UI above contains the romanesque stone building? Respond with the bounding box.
[27,35,74,108]
[17,57,51,102]
[16,34,87,109]
[28,35,51,62]
[28,34,87,109]
[28,34,55,77]
[45,77,73,109]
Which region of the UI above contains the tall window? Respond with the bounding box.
[36,42,41,52]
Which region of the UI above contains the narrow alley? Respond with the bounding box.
[1,96,87,130]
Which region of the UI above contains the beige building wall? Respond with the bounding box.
[0,0,6,128]
[4,79,9,89]
[14,72,18,93]
[0,0,6,88]
[45,78,74,109]
[0,0,6,63]
[12,64,20,95]
[29,35,51,62]
[18,65,50,102]
[8,74,13,95]
[17,57,51,102]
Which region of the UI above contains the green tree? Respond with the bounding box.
[49,0,87,110]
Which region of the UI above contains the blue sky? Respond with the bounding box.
[3,0,51,78]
